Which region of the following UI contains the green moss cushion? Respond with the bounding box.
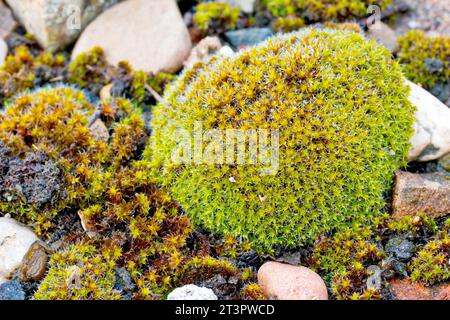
[146,29,415,252]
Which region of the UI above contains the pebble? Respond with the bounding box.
[385,236,415,260]
[257,261,328,300]
[89,118,109,143]
[0,0,17,39]
[0,279,25,300]
[225,28,273,48]
[114,267,135,300]
[392,171,450,219]
[0,217,38,284]
[72,0,192,73]
[429,81,450,103]
[424,58,444,73]
[366,22,399,53]
[224,0,256,14]
[167,284,218,300]
[390,279,450,300]
[5,0,120,50]
[100,83,114,100]
[407,80,450,162]
[0,38,7,67]
[18,242,48,282]
[184,36,223,69]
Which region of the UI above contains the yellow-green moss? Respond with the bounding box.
[381,212,438,235]
[0,46,66,105]
[0,87,106,233]
[409,219,450,286]
[322,21,362,33]
[146,28,415,252]
[33,243,122,300]
[69,47,175,104]
[193,2,241,33]
[272,16,305,33]
[264,0,392,21]
[0,45,174,108]
[241,283,268,300]
[0,86,258,300]
[397,30,450,90]
[309,224,385,300]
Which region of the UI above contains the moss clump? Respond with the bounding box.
[380,213,438,236]
[241,283,268,300]
[146,28,415,252]
[68,47,110,93]
[33,243,122,300]
[397,30,450,91]
[193,2,241,34]
[1,87,258,299]
[0,86,157,236]
[264,0,392,21]
[272,16,305,33]
[0,86,260,299]
[409,219,450,286]
[308,214,449,299]
[0,87,106,232]
[322,21,362,33]
[0,45,174,108]
[0,45,66,105]
[309,224,385,300]
[68,47,175,105]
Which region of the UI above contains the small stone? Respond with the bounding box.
[407,20,420,29]
[385,236,415,260]
[5,0,121,51]
[114,267,135,300]
[275,251,303,266]
[429,81,450,103]
[382,257,408,279]
[218,45,235,57]
[167,284,218,300]
[238,250,261,268]
[0,279,25,300]
[184,36,222,69]
[0,0,17,39]
[0,217,38,284]
[89,118,109,142]
[390,279,450,300]
[257,261,328,300]
[0,38,7,67]
[72,0,192,73]
[424,58,444,73]
[366,22,399,52]
[223,0,256,14]
[392,171,450,219]
[100,83,113,100]
[225,28,273,48]
[407,80,450,162]
[18,242,48,282]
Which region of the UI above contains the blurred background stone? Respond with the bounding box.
[72,0,192,73]
[5,0,122,50]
